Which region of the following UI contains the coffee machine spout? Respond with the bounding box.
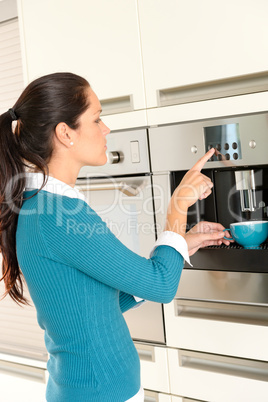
[239,189,256,212]
[235,170,256,212]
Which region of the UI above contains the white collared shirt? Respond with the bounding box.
[25,172,86,202]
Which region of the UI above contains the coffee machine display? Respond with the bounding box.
[204,123,242,162]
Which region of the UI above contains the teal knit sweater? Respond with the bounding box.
[16,189,184,401]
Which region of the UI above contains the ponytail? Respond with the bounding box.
[0,110,48,305]
[0,72,90,304]
[0,110,29,304]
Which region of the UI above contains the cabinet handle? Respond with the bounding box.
[135,344,155,362]
[144,390,159,402]
[76,179,146,197]
[157,71,268,107]
[178,349,268,382]
[175,299,268,326]
[0,360,46,383]
[100,95,133,115]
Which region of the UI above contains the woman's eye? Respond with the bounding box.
[95,118,102,124]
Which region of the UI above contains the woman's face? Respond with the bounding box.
[74,88,110,167]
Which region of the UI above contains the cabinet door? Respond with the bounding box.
[138,0,268,108]
[135,343,170,393]
[145,390,172,402]
[18,0,146,114]
[168,348,268,402]
[0,360,47,402]
[164,298,268,361]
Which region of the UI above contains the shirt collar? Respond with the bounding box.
[25,172,86,202]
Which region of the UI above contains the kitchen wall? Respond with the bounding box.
[0,0,24,114]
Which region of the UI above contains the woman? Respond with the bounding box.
[0,73,230,402]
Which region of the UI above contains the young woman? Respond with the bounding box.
[0,72,230,402]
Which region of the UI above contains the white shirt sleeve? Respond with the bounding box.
[133,231,192,303]
[150,230,192,266]
[132,297,146,306]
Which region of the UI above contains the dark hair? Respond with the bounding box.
[0,72,90,304]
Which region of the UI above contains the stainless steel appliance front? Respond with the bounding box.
[76,129,165,343]
[149,111,268,307]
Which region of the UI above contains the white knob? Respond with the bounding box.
[249,140,256,149]
[191,145,198,154]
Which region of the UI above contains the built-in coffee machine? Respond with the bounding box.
[149,111,268,272]
[173,165,268,232]
[172,120,268,229]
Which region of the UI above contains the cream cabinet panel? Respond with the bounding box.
[167,348,268,402]
[145,390,172,402]
[164,300,268,361]
[0,360,47,402]
[147,91,268,127]
[135,343,170,394]
[172,397,202,402]
[138,0,268,108]
[101,109,147,131]
[18,0,146,114]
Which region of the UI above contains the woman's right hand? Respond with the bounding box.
[165,148,215,235]
[171,147,215,211]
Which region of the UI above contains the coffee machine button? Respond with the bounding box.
[191,145,198,154]
[249,140,256,149]
[232,142,238,149]
[233,152,239,160]
[216,144,221,151]
[225,153,230,160]
[224,143,229,150]
[217,154,222,161]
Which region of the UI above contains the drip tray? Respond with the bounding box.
[207,242,268,250]
[185,243,268,272]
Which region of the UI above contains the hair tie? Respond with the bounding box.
[8,108,18,121]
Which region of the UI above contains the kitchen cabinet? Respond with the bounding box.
[164,298,268,400]
[0,15,24,115]
[164,298,268,361]
[0,255,47,362]
[144,390,172,402]
[17,0,147,128]
[146,90,268,127]
[135,343,170,394]
[138,0,268,109]
[167,347,268,402]
[0,357,47,402]
[18,0,268,129]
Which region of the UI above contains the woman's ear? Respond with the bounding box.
[55,122,74,148]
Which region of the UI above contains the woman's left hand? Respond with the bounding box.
[185,221,233,256]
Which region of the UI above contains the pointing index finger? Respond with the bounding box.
[191,148,215,172]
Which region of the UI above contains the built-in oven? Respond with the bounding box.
[149,112,268,400]
[76,128,166,344]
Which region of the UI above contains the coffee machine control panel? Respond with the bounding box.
[204,123,242,162]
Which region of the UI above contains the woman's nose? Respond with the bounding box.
[102,121,110,136]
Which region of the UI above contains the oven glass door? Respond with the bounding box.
[76,175,166,343]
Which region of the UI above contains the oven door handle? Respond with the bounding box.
[75,180,146,197]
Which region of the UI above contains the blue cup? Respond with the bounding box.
[223,221,268,249]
